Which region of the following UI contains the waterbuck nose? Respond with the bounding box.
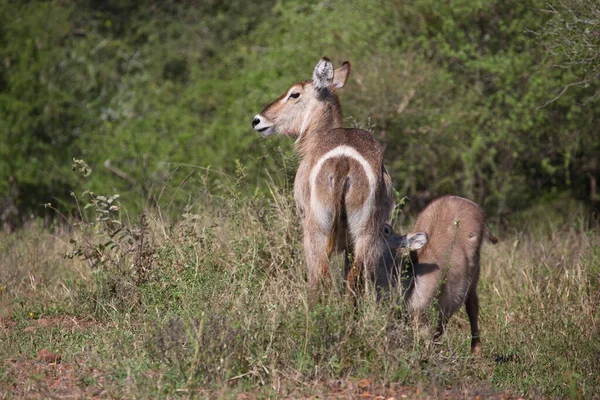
[252,117,260,128]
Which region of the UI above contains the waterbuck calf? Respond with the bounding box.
[382,195,498,355]
[252,58,394,295]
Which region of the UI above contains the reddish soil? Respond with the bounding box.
[0,315,16,330]
[3,358,109,399]
[1,315,113,399]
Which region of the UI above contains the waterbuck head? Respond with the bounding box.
[252,57,351,139]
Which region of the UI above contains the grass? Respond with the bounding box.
[1,175,599,399]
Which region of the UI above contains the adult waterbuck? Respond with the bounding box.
[252,57,394,296]
[381,196,498,355]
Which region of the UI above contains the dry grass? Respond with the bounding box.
[1,180,599,399]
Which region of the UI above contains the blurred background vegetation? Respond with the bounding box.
[1,0,599,228]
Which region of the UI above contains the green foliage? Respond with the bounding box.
[0,0,275,218]
[0,0,598,222]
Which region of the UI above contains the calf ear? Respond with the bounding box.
[313,57,334,90]
[333,61,351,89]
[406,232,428,250]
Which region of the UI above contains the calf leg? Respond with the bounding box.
[434,309,448,341]
[465,289,482,356]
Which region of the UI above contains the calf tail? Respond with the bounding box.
[485,225,498,244]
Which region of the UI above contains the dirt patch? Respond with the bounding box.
[0,316,16,330]
[1,315,116,398]
[2,358,109,399]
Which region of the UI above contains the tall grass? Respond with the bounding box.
[1,169,599,398]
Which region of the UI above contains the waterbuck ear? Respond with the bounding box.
[406,232,428,250]
[313,57,334,90]
[333,61,351,89]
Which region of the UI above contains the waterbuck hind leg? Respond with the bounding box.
[343,249,352,280]
[303,225,331,293]
[346,234,382,298]
[346,256,364,298]
[465,289,482,356]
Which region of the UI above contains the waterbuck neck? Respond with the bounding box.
[295,102,343,155]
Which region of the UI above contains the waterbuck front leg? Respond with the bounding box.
[294,164,309,221]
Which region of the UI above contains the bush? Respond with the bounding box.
[1,0,598,224]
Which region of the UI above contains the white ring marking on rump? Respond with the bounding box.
[308,145,376,230]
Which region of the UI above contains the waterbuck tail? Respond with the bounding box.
[326,158,350,256]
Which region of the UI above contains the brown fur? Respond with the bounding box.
[253,58,394,295]
[382,196,497,355]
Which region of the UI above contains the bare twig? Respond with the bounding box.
[104,159,137,185]
[536,80,587,109]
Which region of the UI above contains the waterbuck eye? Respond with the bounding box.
[289,92,300,99]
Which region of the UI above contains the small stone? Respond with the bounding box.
[358,378,371,389]
[37,348,61,364]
